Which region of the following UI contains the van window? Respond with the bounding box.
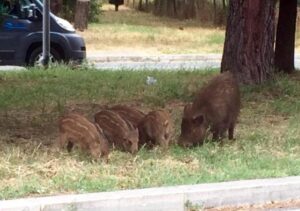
[0,0,34,19]
[0,0,11,15]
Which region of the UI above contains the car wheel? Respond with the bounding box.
[28,47,61,66]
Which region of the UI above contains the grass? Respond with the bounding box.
[0,67,299,200]
[79,4,225,54]
[78,4,300,54]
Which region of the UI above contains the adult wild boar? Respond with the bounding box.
[179,72,241,147]
[138,109,172,149]
[94,110,139,154]
[58,113,110,161]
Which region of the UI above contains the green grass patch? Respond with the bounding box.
[0,67,299,199]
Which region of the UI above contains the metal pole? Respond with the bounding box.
[42,0,50,67]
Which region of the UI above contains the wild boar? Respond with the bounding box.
[138,109,172,149]
[109,105,145,128]
[94,110,139,154]
[179,71,241,147]
[58,113,110,161]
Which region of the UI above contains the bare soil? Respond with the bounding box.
[205,199,300,211]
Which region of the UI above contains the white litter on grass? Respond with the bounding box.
[146,76,157,85]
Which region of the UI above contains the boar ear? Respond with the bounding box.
[192,115,204,125]
[183,103,193,113]
[163,120,169,127]
[132,128,139,135]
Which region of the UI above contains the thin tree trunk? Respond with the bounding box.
[213,0,217,25]
[74,0,89,31]
[145,0,148,11]
[222,0,226,9]
[138,0,142,11]
[221,0,276,85]
[274,0,297,73]
[50,0,62,15]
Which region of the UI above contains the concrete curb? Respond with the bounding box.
[1,176,300,211]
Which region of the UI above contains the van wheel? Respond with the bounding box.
[28,47,61,66]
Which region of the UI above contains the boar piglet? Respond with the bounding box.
[94,110,139,154]
[179,71,241,147]
[58,113,110,161]
[138,109,172,149]
[109,105,145,128]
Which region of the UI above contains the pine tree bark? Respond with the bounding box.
[274,0,297,73]
[221,0,276,84]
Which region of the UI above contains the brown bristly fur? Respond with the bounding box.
[138,109,172,149]
[94,110,139,154]
[58,113,110,161]
[109,105,145,128]
[179,72,241,147]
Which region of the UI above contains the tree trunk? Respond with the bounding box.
[138,0,142,11]
[274,0,297,73]
[50,0,63,15]
[221,0,276,85]
[74,0,89,31]
[145,0,149,11]
[213,0,217,25]
[222,0,226,10]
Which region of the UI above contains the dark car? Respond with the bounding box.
[0,0,86,66]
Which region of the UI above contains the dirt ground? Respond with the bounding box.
[0,101,184,145]
[205,199,300,211]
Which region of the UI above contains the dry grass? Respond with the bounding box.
[78,4,300,54]
[79,4,225,54]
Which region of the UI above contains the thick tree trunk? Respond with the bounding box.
[274,0,297,73]
[221,0,276,85]
[74,0,89,31]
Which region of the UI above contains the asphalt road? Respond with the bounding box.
[89,53,300,70]
[1,53,300,71]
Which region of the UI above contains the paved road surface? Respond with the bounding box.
[89,53,300,70]
[1,53,300,71]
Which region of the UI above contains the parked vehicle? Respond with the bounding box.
[0,0,86,66]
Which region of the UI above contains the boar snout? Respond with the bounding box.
[178,137,194,148]
[131,144,139,154]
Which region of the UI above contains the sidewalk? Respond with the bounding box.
[1,176,300,211]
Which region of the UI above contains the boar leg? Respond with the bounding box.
[228,123,235,140]
[66,141,74,152]
[89,147,100,160]
[59,133,68,149]
[212,124,227,141]
[78,138,89,151]
[212,125,221,141]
